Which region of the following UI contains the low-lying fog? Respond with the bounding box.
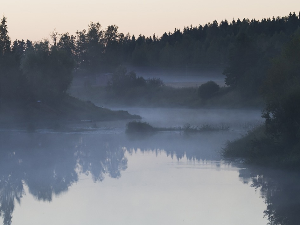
[117,107,262,129]
[3,106,300,224]
[0,107,280,225]
[72,69,225,88]
[136,71,225,87]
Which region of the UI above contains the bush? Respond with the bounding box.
[146,78,165,88]
[262,36,300,143]
[198,81,220,99]
[263,88,300,142]
[126,121,156,133]
[106,67,149,97]
[222,125,268,159]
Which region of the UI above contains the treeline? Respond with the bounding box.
[129,12,300,69]
[73,12,300,71]
[5,12,300,75]
[65,12,300,71]
[1,12,300,106]
[223,34,300,168]
[0,17,74,107]
[71,12,300,102]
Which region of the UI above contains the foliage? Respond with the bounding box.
[0,17,10,55]
[183,123,229,133]
[126,121,155,133]
[223,34,259,83]
[262,35,300,143]
[223,35,300,168]
[222,32,271,98]
[223,125,269,159]
[0,18,29,106]
[2,13,300,119]
[15,12,299,76]
[2,12,300,106]
[20,41,74,102]
[0,16,77,108]
[122,12,299,69]
[107,67,146,93]
[146,77,165,88]
[70,83,202,107]
[67,12,300,102]
[106,66,165,102]
[126,121,229,134]
[238,167,300,225]
[198,81,220,99]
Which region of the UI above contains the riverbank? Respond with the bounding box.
[222,125,300,170]
[0,94,140,130]
[69,85,264,109]
[125,121,229,134]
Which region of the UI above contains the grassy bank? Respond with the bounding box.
[126,121,229,134]
[223,125,300,170]
[0,94,140,130]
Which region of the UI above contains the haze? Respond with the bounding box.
[2,0,300,41]
[1,1,300,223]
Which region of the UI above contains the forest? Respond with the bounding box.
[1,12,300,105]
[0,12,300,166]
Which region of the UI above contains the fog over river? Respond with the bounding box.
[1,108,299,225]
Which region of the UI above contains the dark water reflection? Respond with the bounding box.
[0,129,227,224]
[0,127,297,225]
[0,131,129,225]
[238,166,300,225]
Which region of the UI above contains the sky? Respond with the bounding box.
[2,0,300,42]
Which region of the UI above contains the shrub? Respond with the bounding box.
[198,81,220,99]
[146,78,165,88]
[126,121,156,133]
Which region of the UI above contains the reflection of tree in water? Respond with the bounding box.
[239,167,300,225]
[125,132,222,162]
[0,171,24,225]
[76,136,127,181]
[0,132,128,225]
[24,150,78,202]
[0,132,25,225]
[0,130,228,225]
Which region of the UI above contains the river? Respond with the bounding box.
[0,108,299,225]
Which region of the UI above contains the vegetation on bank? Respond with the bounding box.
[69,68,264,108]
[0,95,140,130]
[238,165,300,225]
[2,12,300,112]
[126,121,229,134]
[126,121,156,134]
[0,17,138,125]
[223,35,300,169]
[67,12,300,110]
[1,11,300,163]
[223,125,300,169]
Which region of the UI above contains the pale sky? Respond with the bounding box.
[2,0,300,42]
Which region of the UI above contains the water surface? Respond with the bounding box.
[1,108,294,225]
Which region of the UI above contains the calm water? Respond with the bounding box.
[1,108,299,225]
